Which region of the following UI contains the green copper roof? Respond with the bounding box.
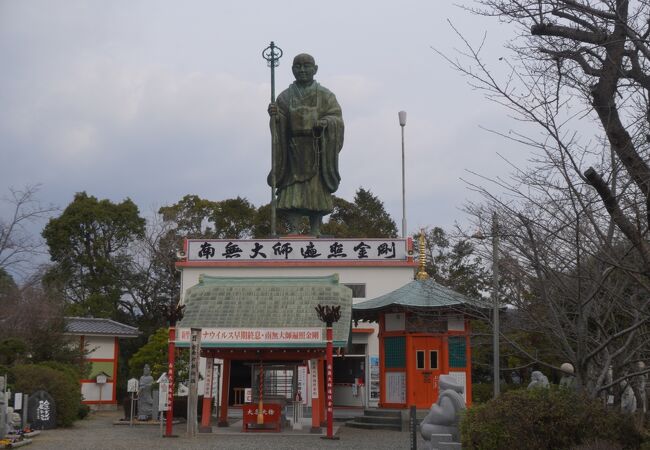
[353,278,474,311]
[178,274,352,347]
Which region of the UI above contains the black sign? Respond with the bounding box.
[28,390,56,429]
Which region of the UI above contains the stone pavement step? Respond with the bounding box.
[352,415,403,424]
[362,409,402,418]
[345,420,401,431]
[438,442,462,449]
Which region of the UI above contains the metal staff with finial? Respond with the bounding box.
[262,41,283,237]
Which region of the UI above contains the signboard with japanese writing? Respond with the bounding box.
[14,393,22,411]
[369,356,380,400]
[326,357,334,415]
[189,328,201,393]
[297,365,308,404]
[157,373,170,411]
[242,403,281,432]
[159,380,169,411]
[187,238,408,262]
[27,390,56,430]
[203,358,214,398]
[187,328,201,437]
[176,327,323,345]
[386,372,406,404]
[127,378,139,393]
[309,360,319,399]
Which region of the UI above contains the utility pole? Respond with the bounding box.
[492,212,500,398]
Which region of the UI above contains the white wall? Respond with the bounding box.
[85,336,115,359]
[180,266,414,304]
[81,382,113,402]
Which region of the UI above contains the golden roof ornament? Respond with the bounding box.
[416,229,429,280]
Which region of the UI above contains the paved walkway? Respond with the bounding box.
[27,411,427,449]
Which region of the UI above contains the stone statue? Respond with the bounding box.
[527,370,550,389]
[137,364,154,421]
[559,363,577,390]
[420,375,466,446]
[268,53,344,236]
[621,380,637,414]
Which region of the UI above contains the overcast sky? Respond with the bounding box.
[0,1,530,240]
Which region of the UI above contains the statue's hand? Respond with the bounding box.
[268,103,278,117]
[314,119,328,132]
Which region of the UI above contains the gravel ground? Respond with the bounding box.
[27,411,429,450]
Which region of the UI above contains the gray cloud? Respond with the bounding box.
[0,0,528,239]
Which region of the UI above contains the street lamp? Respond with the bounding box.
[398,111,407,238]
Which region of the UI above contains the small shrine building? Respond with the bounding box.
[352,255,476,409]
[65,317,140,409]
[175,274,352,427]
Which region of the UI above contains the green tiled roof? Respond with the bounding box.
[353,278,474,311]
[178,274,352,347]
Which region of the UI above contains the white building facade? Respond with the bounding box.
[176,237,416,408]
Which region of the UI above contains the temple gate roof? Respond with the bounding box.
[177,274,352,347]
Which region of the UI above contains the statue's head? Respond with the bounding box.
[560,363,574,375]
[439,375,463,393]
[292,53,318,84]
[143,364,151,376]
[531,370,542,381]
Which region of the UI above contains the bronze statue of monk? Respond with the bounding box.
[268,53,344,236]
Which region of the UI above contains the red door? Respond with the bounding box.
[411,337,442,408]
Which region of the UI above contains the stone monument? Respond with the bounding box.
[137,364,154,421]
[268,53,344,236]
[559,363,576,390]
[527,371,550,389]
[420,375,466,448]
[621,380,637,414]
[27,390,56,430]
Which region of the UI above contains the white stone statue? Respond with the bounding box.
[137,364,154,421]
[528,371,550,389]
[559,363,576,390]
[420,375,466,447]
[621,381,637,414]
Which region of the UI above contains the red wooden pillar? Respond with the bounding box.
[165,326,176,437]
[465,326,473,405]
[324,326,334,438]
[112,337,119,404]
[199,357,214,433]
[218,358,231,427]
[405,333,413,407]
[319,359,326,427]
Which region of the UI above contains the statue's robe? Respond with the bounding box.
[268,81,344,214]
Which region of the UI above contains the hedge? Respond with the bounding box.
[461,387,642,449]
[11,363,82,427]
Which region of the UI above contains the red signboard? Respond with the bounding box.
[242,403,282,432]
